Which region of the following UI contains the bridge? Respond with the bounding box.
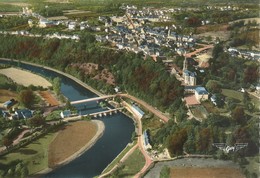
[88,107,124,118]
[70,95,116,105]
[62,108,124,122]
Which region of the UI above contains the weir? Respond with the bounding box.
[88,108,123,118]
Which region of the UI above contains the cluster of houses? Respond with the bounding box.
[227,47,260,61]
[96,6,196,59]
[1,99,33,120]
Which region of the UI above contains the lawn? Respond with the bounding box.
[142,115,163,136]
[115,148,145,177]
[201,101,227,114]
[222,89,260,110]
[101,141,137,174]
[190,105,208,120]
[0,133,56,175]
[245,156,260,177]
[222,89,244,101]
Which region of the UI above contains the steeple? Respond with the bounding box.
[183,51,187,72]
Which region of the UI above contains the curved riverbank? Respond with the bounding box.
[0,58,103,96]
[56,120,104,165]
[0,58,135,177]
[35,120,104,176]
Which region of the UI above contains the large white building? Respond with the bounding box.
[195,87,209,102]
[183,69,196,86]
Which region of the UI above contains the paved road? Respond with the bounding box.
[118,94,169,123]
[185,44,214,58]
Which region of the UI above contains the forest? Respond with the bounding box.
[0,33,184,117]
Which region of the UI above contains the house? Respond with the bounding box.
[143,130,152,149]
[15,109,33,119]
[68,22,76,30]
[60,110,71,119]
[39,18,54,28]
[210,94,217,106]
[3,99,17,109]
[195,87,209,102]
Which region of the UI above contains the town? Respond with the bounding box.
[0,0,259,178]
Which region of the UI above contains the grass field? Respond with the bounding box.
[48,121,97,167]
[0,133,56,175]
[222,89,260,108]
[190,105,208,120]
[102,142,137,174]
[170,167,244,178]
[245,156,260,177]
[116,148,145,177]
[201,101,227,114]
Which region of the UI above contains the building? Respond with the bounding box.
[143,130,152,149]
[60,110,71,119]
[195,87,209,102]
[131,104,145,119]
[68,22,76,30]
[3,99,17,109]
[15,109,33,119]
[182,54,196,86]
[183,69,196,86]
[39,18,55,28]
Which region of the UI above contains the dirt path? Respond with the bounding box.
[0,129,30,153]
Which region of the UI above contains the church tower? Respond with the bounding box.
[182,52,188,77]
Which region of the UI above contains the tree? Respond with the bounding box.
[27,115,45,128]
[232,106,245,125]
[197,128,212,153]
[19,89,35,108]
[2,136,13,149]
[167,128,187,156]
[243,65,259,84]
[206,80,222,93]
[212,44,223,59]
[53,77,61,95]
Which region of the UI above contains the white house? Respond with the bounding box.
[195,87,209,102]
[60,110,71,119]
[68,22,76,30]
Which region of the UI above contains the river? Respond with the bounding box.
[0,59,135,178]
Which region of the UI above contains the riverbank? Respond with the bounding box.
[0,58,103,96]
[35,120,104,176]
[0,67,52,88]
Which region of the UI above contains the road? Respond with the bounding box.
[0,129,30,153]
[184,44,214,58]
[122,101,154,178]
[118,94,169,123]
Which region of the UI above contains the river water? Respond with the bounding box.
[0,59,135,178]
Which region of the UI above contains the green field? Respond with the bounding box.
[245,156,260,177]
[0,133,56,176]
[101,142,137,175]
[113,148,145,177]
[222,89,260,109]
